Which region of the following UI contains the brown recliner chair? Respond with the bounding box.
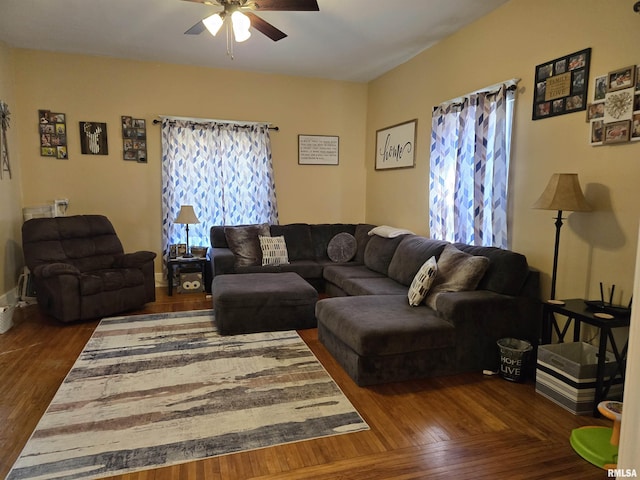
[22,215,156,322]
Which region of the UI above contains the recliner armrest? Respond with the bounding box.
[113,251,156,268]
[34,262,81,278]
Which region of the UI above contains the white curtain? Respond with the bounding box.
[429,85,515,249]
[161,119,279,256]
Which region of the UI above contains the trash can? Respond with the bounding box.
[497,337,533,382]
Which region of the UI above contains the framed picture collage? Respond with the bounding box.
[588,65,640,145]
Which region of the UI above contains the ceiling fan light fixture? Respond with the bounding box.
[203,13,224,36]
[231,11,251,42]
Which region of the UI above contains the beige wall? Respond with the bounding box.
[0,41,24,300]
[12,51,368,276]
[366,0,640,303]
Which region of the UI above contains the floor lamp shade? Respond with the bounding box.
[533,173,591,300]
[532,173,592,212]
[175,205,200,258]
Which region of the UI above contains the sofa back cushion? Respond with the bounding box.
[310,224,357,260]
[387,235,449,286]
[270,223,314,261]
[453,243,530,296]
[363,235,405,275]
[354,224,376,264]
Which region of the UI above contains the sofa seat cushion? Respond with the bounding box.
[323,265,385,290]
[340,276,409,296]
[234,260,324,279]
[316,295,455,356]
[80,268,145,296]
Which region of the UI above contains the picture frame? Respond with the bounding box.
[375,119,417,170]
[607,66,636,93]
[122,116,147,163]
[532,48,591,120]
[603,120,631,144]
[590,120,604,146]
[632,113,640,141]
[298,134,339,165]
[586,102,605,122]
[594,75,607,101]
[39,110,68,159]
[79,121,108,155]
[604,87,635,123]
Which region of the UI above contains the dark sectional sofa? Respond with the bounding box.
[209,223,541,386]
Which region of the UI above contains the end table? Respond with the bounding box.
[166,256,207,296]
[542,298,629,416]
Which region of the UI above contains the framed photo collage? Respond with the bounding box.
[587,65,640,145]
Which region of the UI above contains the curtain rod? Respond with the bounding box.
[152,115,279,131]
[435,78,520,110]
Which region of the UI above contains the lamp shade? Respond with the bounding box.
[175,205,200,225]
[532,173,591,212]
[203,13,224,36]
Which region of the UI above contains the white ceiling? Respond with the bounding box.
[0,0,509,82]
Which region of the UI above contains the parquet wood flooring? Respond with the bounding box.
[0,289,609,479]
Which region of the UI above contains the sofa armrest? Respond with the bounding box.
[435,290,541,372]
[34,262,81,278]
[210,247,236,277]
[435,290,541,344]
[113,251,156,268]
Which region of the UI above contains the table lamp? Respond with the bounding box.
[533,173,591,299]
[175,205,200,258]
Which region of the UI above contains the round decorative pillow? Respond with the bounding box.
[327,232,357,263]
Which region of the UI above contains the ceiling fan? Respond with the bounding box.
[183,0,320,45]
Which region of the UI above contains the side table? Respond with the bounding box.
[166,256,208,296]
[542,298,630,416]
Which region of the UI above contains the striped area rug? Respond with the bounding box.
[8,310,368,480]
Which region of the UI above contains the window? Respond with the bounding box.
[429,83,516,249]
[160,118,279,256]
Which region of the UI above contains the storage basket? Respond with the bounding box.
[536,342,622,415]
[0,304,16,334]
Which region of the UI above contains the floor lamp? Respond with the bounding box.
[533,173,591,300]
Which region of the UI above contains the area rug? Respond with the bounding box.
[8,310,368,480]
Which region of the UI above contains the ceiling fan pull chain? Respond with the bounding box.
[226,21,235,59]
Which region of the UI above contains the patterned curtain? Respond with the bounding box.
[161,119,279,257]
[429,85,514,249]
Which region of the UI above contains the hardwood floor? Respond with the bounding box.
[0,289,610,479]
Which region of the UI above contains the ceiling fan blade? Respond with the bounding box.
[245,12,287,41]
[252,0,319,11]
[181,0,219,6]
[184,20,207,35]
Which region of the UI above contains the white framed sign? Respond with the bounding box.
[298,134,339,165]
[375,119,417,170]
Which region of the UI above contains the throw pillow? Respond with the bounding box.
[368,225,415,238]
[424,244,490,310]
[259,235,290,266]
[327,232,357,262]
[224,223,270,267]
[408,256,438,306]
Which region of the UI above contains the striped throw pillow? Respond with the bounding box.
[259,235,290,266]
[408,256,438,306]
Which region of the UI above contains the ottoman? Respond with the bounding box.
[212,272,318,335]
